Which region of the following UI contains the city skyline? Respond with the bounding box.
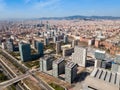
[0,0,120,19]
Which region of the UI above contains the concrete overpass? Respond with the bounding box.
[0,73,30,90]
[0,49,55,90]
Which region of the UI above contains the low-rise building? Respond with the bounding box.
[83,68,120,90]
[95,50,106,60]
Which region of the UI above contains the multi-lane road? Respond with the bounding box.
[0,73,30,90]
[0,48,54,90]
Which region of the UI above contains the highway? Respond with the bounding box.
[0,55,29,90]
[0,48,54,90]
[0,48,29,73]
[0,57,17,77]
[29,71,54,90]
[0,73,30,90]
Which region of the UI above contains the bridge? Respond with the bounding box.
[0,49,55,90]
[0,73,30,90]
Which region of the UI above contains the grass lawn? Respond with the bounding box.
[24,60,39,69]
[49,83,65,90]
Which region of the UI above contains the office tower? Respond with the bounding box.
[57,35,61,41]
[94,60,102,68]
[40,55,53,72]
[52,58,65,77]
[19,42,31,62]
[72,40,78,47]
[40,59,43,71]
[41,32,44,37]
[44,37,49,46]
[6,41,14,52]
[36,42,44,56]
[54,29,57,36]
[32,40,37,49]
[27,39,32,44]
[95,50,105,60]
[50,30,54,37]
[56,41,61,55]
[1,42,7,49]
[65,62,77,83]
[63,35,68,44]
[72,46,87,67]
[0,37,2,45]
[63,47,74,57]
[46,21,50,31]
[6,39,14,52]
[53,36,58,43]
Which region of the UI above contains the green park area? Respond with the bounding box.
[49,83,65,90]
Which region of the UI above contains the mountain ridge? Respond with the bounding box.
[38,15,120,20]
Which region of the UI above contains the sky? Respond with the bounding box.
[0,0,120,19]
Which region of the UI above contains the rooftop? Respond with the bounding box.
[95,50,106,54]
[40,55,54,61]
[53,58,64,64]
[66,61,77,69]
[84,68,120,90]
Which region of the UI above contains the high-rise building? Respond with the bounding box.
[54,29,57,36]
[53,36,58,43]
[65,62,77,83]
[1,42,7,49]
[32,40,37,49]
[52,58,65,77]
[72,40,78,47]
[7,41,14,52]
[95,50,105,60]
[6,38,14,52]
[40,55,53,72]
[56,41,61,55]
[63,35,68,44]
[44,37,49,46]
[36,42,44,57]
[94,60,102,68]
[19,42,31,62]
[40,59,43,71]
[46,21,50,31]
[94,60,107,69]
[72,46,87,67]
[50,30,54,37]
[40,32,44,37]
[0,37,2,45]
[63,47,74,57]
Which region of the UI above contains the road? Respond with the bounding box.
[0,73,30,90]
[0,48,29,72]
[0,48,54,90]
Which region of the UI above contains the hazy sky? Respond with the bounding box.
[0,0,120,19]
